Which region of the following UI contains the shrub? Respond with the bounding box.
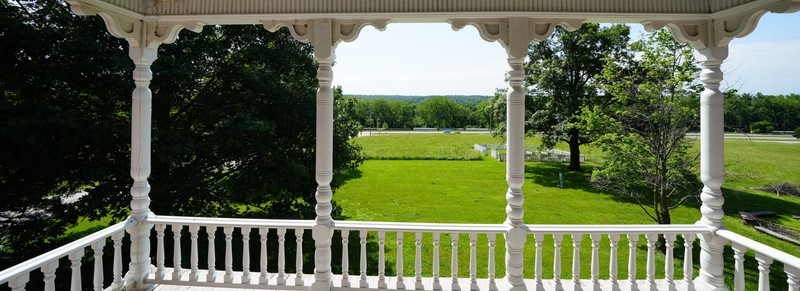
[750,121,775,134]
[794,127,800,139]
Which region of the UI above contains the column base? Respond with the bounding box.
[506,276,528,291]
[313,280,332,291]
[694,276,729,291]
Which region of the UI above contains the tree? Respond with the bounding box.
[1,0,363,266]
[583,29,701,251]
[417,96,471,128]
[525,23,631,171]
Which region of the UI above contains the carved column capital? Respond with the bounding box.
[263,19,389,52]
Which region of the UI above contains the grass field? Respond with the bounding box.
[333,133,800,290]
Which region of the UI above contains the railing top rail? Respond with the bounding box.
[0,221,126,284]
[147,215,315,228]
[717,229,800,269]
[336,221,507,233]
[525,224,714,235]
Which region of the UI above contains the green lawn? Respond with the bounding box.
[334,133,800,289]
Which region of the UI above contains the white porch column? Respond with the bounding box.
[504,17,530,291]
[124,45,157,290]
[693,46,729,291]
[312,19,336,291]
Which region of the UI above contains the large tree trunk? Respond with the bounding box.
[568,129,582,172]
[657,211,672,253]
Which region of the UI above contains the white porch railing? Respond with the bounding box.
[0,221,128,291]
[2,217,800,291]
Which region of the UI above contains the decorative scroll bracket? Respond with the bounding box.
[263,19,390,59]
[643,0,800,49]
[449,18,583,57]
[67,1,203,49]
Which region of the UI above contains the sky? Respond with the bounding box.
[332,13,800,96]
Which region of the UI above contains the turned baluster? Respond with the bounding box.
[397,231,406,289]
[590,234,601,291]
[242,226,251,284]
[277,227,287,285]
[732,242,747,291]
[173,224,183,280]
[360,229,368,288]
[259,227,269,285]
[645,234,657,291]
[756,253,773,291]
[534,233,544,291]
[665,234,676,291]
[572,233,583,291]
[415,232,423,290]
[452,233,460,291]
[41,260,58,291]
[469,233,478,291]
[69,249,84,291]
[207,226,217,283]
[295,228,304,286]
[92,241,106,290]
[224,227,234,283]
[433,232,442,290]
[341,230,350,287]
[683,233,696,291]
[189,225,200,282]
[379,231,387,289]
[489,233,498,291]
[155,224,166,279]
[609,234,620,291]
[628,233,639,291]
[554,234,564,290]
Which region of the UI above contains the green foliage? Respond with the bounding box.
[588,29,701,229]
[416,96,475,128]
[794,127,800,139]
[725,92,800,133]
[525,23,631,171]
[0,0,363,266]
[749,120,775,134]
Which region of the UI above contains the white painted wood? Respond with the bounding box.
[125,43,159,290]
[241,226,251,284]
[8,273,28,291]
[296,227,305,286]
[664,234,676,291]
[628,234,639,291]
[112,231,123,289]
[278,227,287,285]
[451,233,460,291]
[91,240,105,291]
[717,229,800,275]
[693,46,730,291]
[534,233,544,291]
[397,231,405,290]
[40,260,58,291]
[360,230,368,288]
[379,231,387,289]
[503,20,531,291]
[590,233,601,291]
[786,265,799,291]
[259,227,269,285]
[172,224,183,280]
[224,227,234,283]
[206,226,217,283]
[311,20,336,291]
[756,253,773,291]
[469,233,478,291]
[69,249,84,291]
[155,224,166,280]
[732,242,747,291]
[489,233,498,291]
[189,225,200,282]
[682,233,695,291]
[415,232,423,290]
[554,234,564,291]
[645,233,657,291]
[433,232,442,290]
[609,234,620,291]
[341,230,350,288]
[572,234,583,291]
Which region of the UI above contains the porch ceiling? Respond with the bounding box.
[68,0,800,25]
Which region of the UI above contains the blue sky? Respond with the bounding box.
[333,13,800,96]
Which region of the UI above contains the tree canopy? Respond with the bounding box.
[525,23,631,171]
[0,0,362,266]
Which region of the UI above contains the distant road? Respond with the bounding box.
[686,133,800,144]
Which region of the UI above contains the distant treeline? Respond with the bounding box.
[346,95,496,129]
[345,92,800,134]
